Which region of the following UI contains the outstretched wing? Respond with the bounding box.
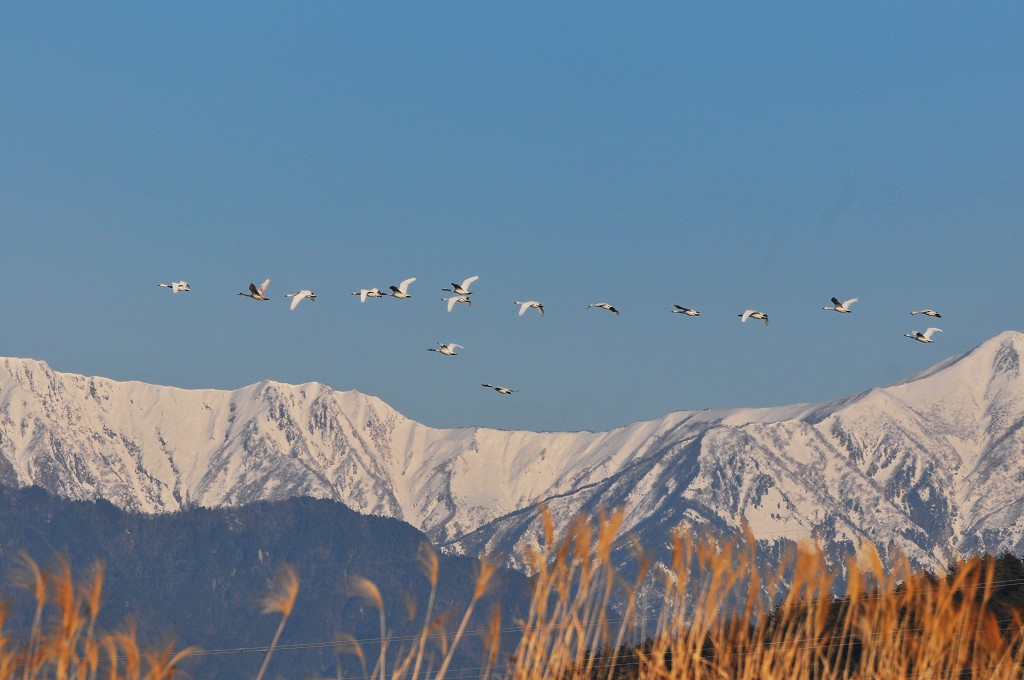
[923,327,943,339]
[843,297,859,309]
[460,275,479,292]
[257,278,271,295]
[248,282,259,296]
[398,277,416,294]
[740,310,753,323]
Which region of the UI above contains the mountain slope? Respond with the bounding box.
[0,486,529,679]
[451,332,1024,573]
[2,332,1024,573]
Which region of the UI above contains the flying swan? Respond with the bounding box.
[351,288,385,302]
[515,300,544,317]
[237,278,271,301]
[823,297,858,313]
[388,278,416,299]
[442,276,479,296]
[158,281,191,293]
[905,328,942,343]
[739,309,769,326]
[428,342,462,356]
[284,290,317,310]
[444,296,472,312]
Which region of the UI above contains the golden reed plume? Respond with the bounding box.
[2,511,1023,679]
[255,563,300,680]
[1,555,195,680]
[336,508,1024,679]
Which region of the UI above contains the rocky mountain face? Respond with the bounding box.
[2,331,1024,575]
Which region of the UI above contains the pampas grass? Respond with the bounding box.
[0,555,195,680]
[337,510,1024,679]
[2,510,1023,679]
[255,563,299,680]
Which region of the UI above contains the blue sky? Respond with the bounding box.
[2,3,1022,432]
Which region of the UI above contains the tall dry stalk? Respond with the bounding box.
[332,632,367,680]
[348,574,387,680]
[409,544,440,680]
[3,512,1020,680]
[0,554,194,680]
[498,510,1024,680]
[11,551,46,680]
[479,604,503,680]
[255,563,300,680]
[209,510,1024,679]
[433,557,496,680]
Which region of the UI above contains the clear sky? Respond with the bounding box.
[2,3,1022,432]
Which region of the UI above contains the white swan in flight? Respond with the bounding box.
[428,342,462,356]
[911,309,942,318]
[739,309,769,326]
[388,277,416,299]
[351,288,385,302]
[442,276,479,296]
[671,305,700,316]
[905,327,942,343]
[444,296,472,312]
[482,383,515,395]
[158,281,191,293]
[284,290,317,310]
[823,297,859,313]
[237,278,271,301]
[587,303,620,315]
[515,300,544,317]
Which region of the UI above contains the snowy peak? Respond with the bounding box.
[448,332,1024,572]
[1,333,1024,575]
[0,360,409,519]
[896,330,1024,396]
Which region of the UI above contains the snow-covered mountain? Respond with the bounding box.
[2,331,1024,574]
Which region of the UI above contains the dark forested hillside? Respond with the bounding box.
[0,485,531,679]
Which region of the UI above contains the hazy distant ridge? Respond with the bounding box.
[3,331,1024,573]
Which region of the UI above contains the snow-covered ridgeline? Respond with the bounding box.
[1,331,1024,573]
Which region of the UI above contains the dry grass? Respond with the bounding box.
[2,511,1023,679]
[505,511,1024,679]
[339,509,1024,679]
[0,552,195,680]
[255,563,300,680]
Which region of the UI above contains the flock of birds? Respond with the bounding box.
[158,278,947,394]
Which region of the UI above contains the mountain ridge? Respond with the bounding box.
[2,331,1024,573]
